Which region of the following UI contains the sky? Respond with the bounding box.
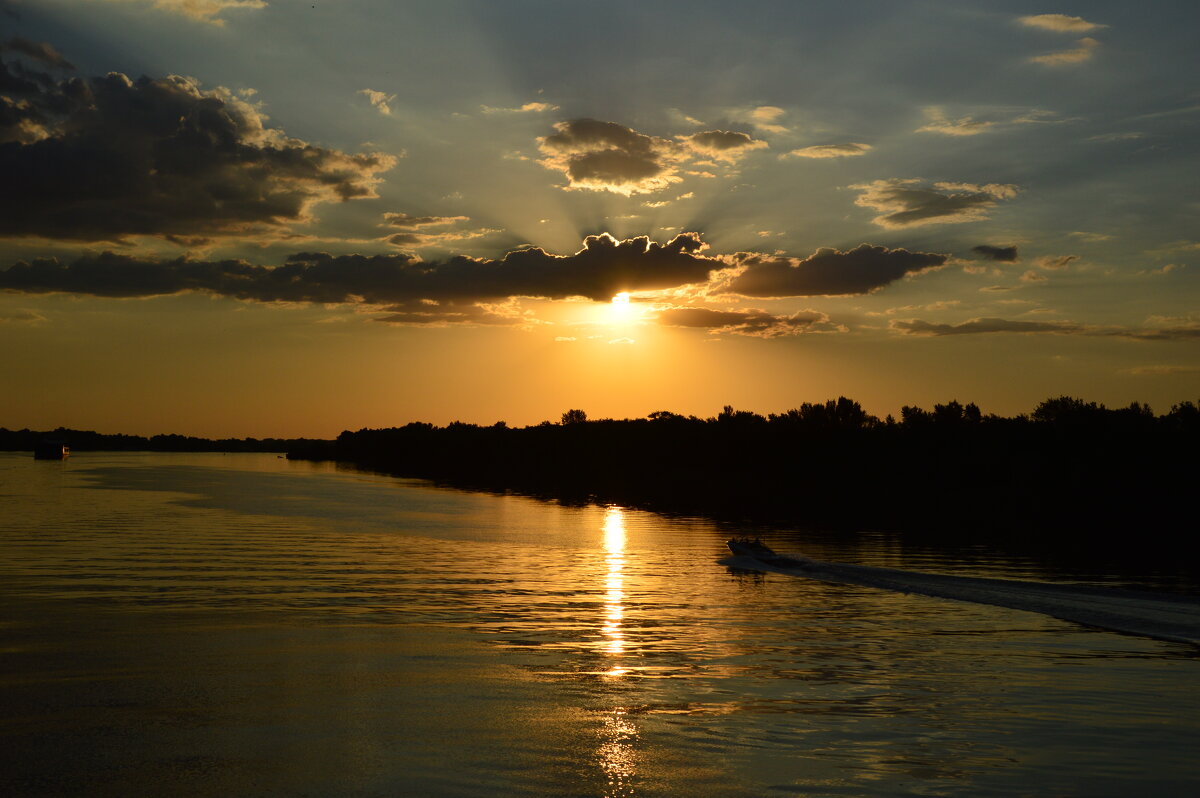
[1,0,1198,437]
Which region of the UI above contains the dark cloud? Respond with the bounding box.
[538,118,682,195]
[853,179,1019,228]
[678,130,767,161]
[656,306,837,338]
[0,59,396,241]
[971,244,1019,262]
[1,38,74,70]
[723,244,948,297]
[0,232,717,305]
[537,119,767,195]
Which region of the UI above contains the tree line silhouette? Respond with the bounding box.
[0,427,321,453]
[288,396,1198,546]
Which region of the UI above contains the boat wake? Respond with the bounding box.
[724,550,1200,646]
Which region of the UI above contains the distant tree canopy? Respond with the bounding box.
[0,427,325,453]
[290,395,1198,545]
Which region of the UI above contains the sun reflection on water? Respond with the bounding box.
[597,507,639,796]
[602,506,627,664]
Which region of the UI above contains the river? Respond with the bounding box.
[2,452,1197,796]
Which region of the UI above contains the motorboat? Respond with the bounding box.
[726,537,811,568]
[726,537,777,558]
[33,440,70,460]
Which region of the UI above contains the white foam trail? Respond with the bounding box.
[725,553,1200,646]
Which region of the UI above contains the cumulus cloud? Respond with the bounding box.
[0,60,396,241]
[1030,37,1100,65]
[785,143,871,159]
[852,179,1019,229]
[972,245,1019,262]
[678,130,768,162]
[656,306,839,338]
[537,118,685,195]
[1018,14,1105,33]
[1,38,74,69]
[0,232,718,306]
[722,244,948,297]
[359,88,395,116]
[537,119,766,195]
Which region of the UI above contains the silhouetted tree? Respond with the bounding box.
[561,409,588,425]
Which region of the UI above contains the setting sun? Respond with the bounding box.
[608,292,633,323]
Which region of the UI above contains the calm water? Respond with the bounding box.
[1,452,1197,796]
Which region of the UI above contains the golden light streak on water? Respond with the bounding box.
[602,506,627,662]
[597,507,639,795]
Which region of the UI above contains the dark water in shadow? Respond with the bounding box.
[2,452,1198,796]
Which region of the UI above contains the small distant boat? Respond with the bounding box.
[33,440,70,460]
[726,537,810,568]
[726,536,777,558]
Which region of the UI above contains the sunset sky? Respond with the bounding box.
[2,0,1197,437]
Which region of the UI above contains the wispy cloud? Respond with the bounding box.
[656,306,840,338]
[100,0,266,26]
[916,106,1064,136]
[892,317,1200,340]
[1,37,74,69]
[359,88,395,116]
[785,143,871,159]
[481,101,559,114]
[1124,364,1200,376]
[1030,37,1100,66]
[1018,14,1105,33]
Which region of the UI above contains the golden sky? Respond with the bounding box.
[1,1,1197,436]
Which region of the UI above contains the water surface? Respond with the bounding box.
[2,452,1197,796]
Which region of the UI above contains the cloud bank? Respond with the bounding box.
[0,232,718,305]
[723,244,948,297]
